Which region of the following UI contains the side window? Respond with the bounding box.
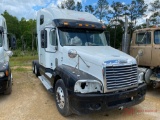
[40,15,44,25]
[50,29,57,46]
[0,34,2,47]
[41,30,47,48]
[136,32,151,44]
[154,30,160,44]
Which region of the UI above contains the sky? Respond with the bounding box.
[0,0,155,24]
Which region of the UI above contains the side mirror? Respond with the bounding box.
[41,30,47,48]
[0,26,4,34]
[68,49,77,58]
[104,31,110,46]
[9,36,16,50]
[6,51,13,57]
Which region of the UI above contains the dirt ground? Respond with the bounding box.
[0,71,160,120]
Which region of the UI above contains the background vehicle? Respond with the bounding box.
[0,15,13,95]
[130,26,160,88]
[33,7,146,116]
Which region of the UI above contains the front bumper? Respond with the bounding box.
[69,83,146,114]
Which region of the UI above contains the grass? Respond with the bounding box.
[10,50,38,72]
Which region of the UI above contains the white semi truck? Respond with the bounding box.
[32,7,146,116]
[0,15,13,95]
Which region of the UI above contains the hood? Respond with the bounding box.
[63,46,137,66]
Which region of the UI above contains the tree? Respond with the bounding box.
[110,2,124,48]
[58,0,75,10]
[149,0,160,24]
[75,2,83,11]
[1,10,20,39]
[127,0,148,26]
[94,0,109,22]
[85,5,94,14]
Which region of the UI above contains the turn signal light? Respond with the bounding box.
[5,71,9,77]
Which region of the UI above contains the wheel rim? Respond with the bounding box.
[56,87,65,109]
[35,65,37,74]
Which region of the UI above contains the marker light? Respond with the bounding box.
[91,25,95,27]
[64,22,69,26]
[79,24,83,27]
[85,24,89,27]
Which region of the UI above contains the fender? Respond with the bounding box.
[52,65,100,91]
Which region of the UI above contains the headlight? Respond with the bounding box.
[0,72,5,78]
[74,80,103,93]
[138,72,144,84]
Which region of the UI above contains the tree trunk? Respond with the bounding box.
[114,25,117,48]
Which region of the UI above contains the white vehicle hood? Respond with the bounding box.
[62,46,137,81]
[63,46,137,66]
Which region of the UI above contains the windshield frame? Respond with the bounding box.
[58,28,108,47]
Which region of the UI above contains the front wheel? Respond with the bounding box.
[4,80,12,95]
[55,79,71,116]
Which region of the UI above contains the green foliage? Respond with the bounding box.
[10,53,38,72]
[75,2,83,11]
[94,0,109,21]
[12,49,38,57]
[1,11,36,51]
[58,0,75,10]
[106,25,123,49]
[149,0,160,24]
[125,0,148,25]
[85,5,94,14]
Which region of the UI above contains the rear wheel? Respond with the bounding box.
[32,61,35,74]
[55,79,71,116]
[35,64,40,77]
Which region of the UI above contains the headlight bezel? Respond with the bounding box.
[74,80,103,93]
[0,72,5,78]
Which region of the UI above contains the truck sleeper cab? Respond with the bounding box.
[33,8,146,116]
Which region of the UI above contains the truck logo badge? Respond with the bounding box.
[105,60,127,65]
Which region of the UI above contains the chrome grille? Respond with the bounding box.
[106,64,138,90]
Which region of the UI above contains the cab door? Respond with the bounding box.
[151,30,160,67]
[130,32,152,66]
[46,28,62,70]
[39,29,47,66]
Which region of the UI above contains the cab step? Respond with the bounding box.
[38,75,53,93]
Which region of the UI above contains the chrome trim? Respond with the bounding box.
[104,64,138,93]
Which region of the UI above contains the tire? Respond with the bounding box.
[55,79,71,116]
[4,80,12,95]
[35,63,40,77]
[32,61,35,74]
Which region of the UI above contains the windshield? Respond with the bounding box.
[0,34,2,47]
[154,30,160,44]
[58,28,107,46]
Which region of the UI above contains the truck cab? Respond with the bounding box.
[33,8,146,116]
[0,15,13,95]
[130,27,160,87]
